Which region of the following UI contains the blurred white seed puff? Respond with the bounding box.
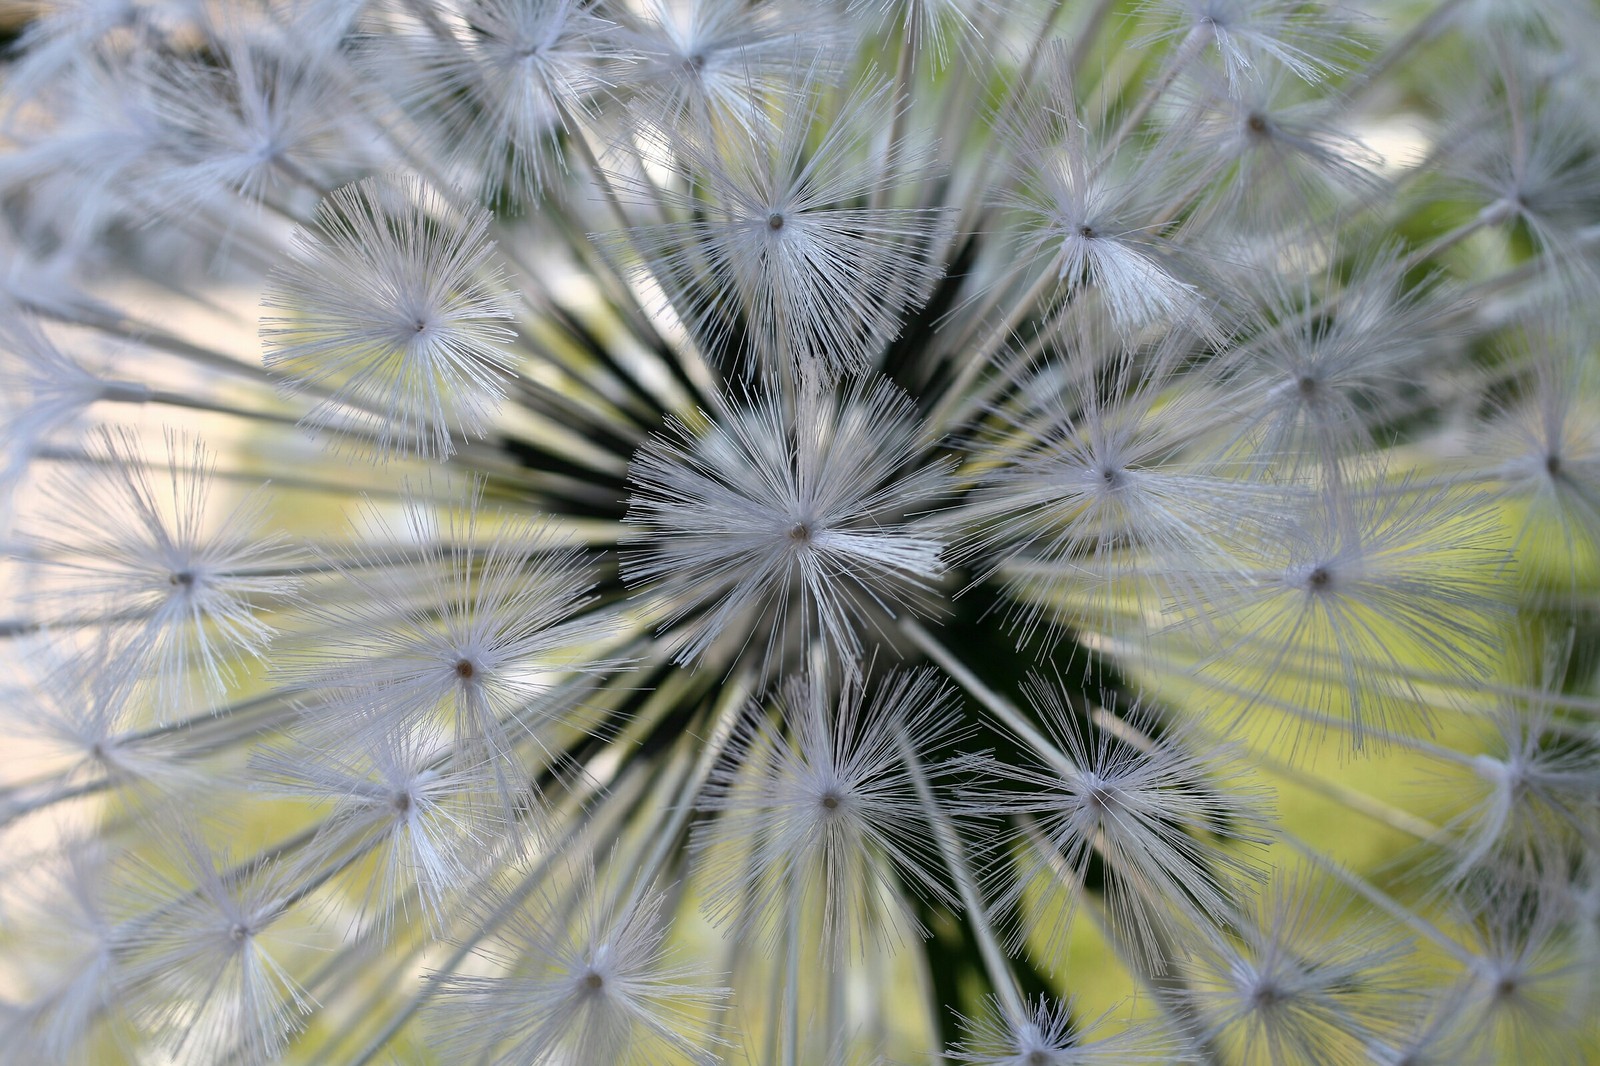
[1181,871,1420,1066]
[1212,249,1454,475]
[1165,67,1382,233]
[955,325,1284,642]
[141,32,366,214]
[252,719,507,940]
[1436,694,1600,894]
[115,830,319,1066]
[848,0,1021,67]
[1192,481,1509,748]
[0,3,1597,1065]
[279,484,613,798]
[613,0,851,135]
[19,427,294,714]
[993,48,1221,341]
[962,682,1274,971]
[0,843,125,1065]
[948,993,1188,1064]
[261,175,521,460]
[691,668,965,961]
[430,861,729,1066]
[372,0,614,205]
[1137,0,1363,89]
[1469,331,1600,590]
[0,317,149,509]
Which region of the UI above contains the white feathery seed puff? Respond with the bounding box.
[252,720,507,939]
[429,862,729,1066]
[0,842,123,1063]
[691,668,962,961]
[140,32,366,214]
[615,0,849,135]
[995,50,1214,340]
[115,830,319,1066]
[848,0,1019,67]
[261,174,521,459]
[616,74,954,380]
[20,427,293,713]
[963,682,1274,971]
[1139,1,1359,88]
[947,994,1183,1064]
[0,316,149,502]
[1192,481,1510,748]
[956,325,1281,641]
[376,0,613,205]
[2,1,1600,1064]
[282,485,613,797]
[1181,870,1419,1066]
[623,375,950,673]
[1211,250,1453,474]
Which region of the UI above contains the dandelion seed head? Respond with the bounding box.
[2,3,1598,1064]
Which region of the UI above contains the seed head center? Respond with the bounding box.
[1251,981,1283,1008]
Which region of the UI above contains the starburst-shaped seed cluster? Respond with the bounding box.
[2,2,1600,1064]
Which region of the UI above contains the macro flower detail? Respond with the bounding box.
[957,330,1277,638]
[142,34,359,212]
[615,0,847,133]
[964,681,1273,969]
[1213,254,1450,473]
[261,175,520,459]
[622,376,950,672]
[996,55,1212,339]
[617,75,954,379]
[1182,872,1418,1066]
[116,832,317,1066]
[1142,0,1356,87]
[253,721,505,938]
[948,994,1181,1065]
[20,427,292,712]
[430,865,729,1066]
[379,0,611,204]
[0,318,150,499]
[1194,483,1508,747]
[692,668,962,960]
[3,2,1600,1064]
[282,487,612,794]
